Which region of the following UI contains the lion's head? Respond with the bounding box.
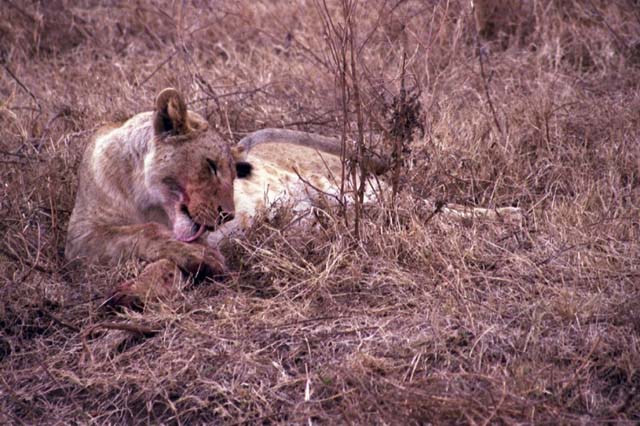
[144,88,252,242]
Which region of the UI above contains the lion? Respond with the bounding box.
[205,128,523,248]
[205,128,391,247]
[65,88,253,305]
[65,87,386,306]
[66,87,521,306]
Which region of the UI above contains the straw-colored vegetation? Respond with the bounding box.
[1,0,639,423]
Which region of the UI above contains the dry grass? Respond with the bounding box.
[1,0,639,424]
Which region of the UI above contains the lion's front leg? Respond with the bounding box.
[97,222,228,309]
[205,216,246,247]
[91,222,228,279]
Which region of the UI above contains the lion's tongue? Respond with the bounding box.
[183,222,206,242]
[174,216,206,242]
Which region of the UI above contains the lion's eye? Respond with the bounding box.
[162,177,181,191]
[206,159,217,176]
[162,177,183,200]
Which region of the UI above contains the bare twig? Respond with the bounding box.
[472,4,502,135]
[135,50,178,88]
[292,167,345,208]
[316,0,351,224]
[346,0,367,241]
[585,0,630,52]
[0,376,30,425]
[476,48,502,135]
[3,0,37,23]
[83,321,160,339]
[2,64,41,111]
[41,308,81,333]
[0,246,54,274]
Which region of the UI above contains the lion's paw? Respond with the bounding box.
[169,243,228,282]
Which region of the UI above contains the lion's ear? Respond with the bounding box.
[235,161,253,178]
[230,145,247,161]
[154,88,188,135]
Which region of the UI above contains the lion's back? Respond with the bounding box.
[234,143,382,221]
[65,113,155,260]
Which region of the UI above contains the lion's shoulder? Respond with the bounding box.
[248,143,343,175]
[232,143,360,219]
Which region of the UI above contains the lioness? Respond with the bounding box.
[65,88,385,304]
[65,88,253,302]
[207,128,522,247]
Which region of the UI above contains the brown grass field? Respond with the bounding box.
[1,0,639,424]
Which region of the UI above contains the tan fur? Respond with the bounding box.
[66,88,249,302]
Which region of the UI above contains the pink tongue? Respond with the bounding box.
[182,223,206,242]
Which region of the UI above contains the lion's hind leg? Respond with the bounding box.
[442,203,523,223]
